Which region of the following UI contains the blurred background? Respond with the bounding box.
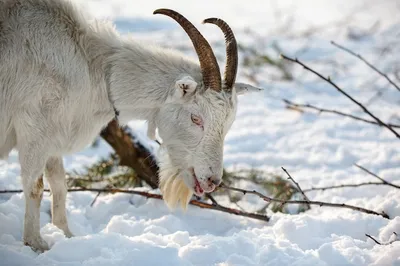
[79,0,400,37]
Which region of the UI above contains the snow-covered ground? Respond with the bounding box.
[1,0,400,265]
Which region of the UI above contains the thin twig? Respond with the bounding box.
[365,234,382,245]
[331,41,400,92]
[283,99,400,129]
[228,171,399,193]
[280,54,400,139]
[303,182,392,192]
[205,194,218,206]
[365,232,399,245]
[206,193,248,213]
[90,192,101,207]
[220,184,389,219]
[354,164,400,189]
[230,173,398,192]
[281,167,310,209]
[0,188,270,222]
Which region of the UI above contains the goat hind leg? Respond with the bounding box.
[45,157,73,237]
[20,150,49,252]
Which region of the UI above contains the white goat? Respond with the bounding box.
[0,0,260,252]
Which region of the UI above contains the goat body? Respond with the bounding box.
[0,0,259,252]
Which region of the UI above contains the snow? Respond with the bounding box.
[1,0,400,265]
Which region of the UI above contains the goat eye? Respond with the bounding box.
[191,114,203,127]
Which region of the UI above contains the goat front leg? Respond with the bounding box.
[45,157,73,237]
[19,148,49,252]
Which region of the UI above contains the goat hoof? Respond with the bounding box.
[64,229,74,238]
[24,236,49,253]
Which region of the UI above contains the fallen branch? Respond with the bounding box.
[366,232,398,245]
[100,120,159,189]
[0,188,270,222]
[220,184,389,219]
[354,164,400,189]
[283,99,400,129]
[280,54,400,139]
[331,41,400,92]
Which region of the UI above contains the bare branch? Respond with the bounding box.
[229,171,398,193]
[205,194,218,205]
[283,99,400,129]
[0,188,270,222]
[303,182,392,192]
[281,167,310,209]
[354,164,400,189]
[280,54,400,139]
[229,172,395,193]
[366,232,399,245]
[220,184,389,219]
[365,234,382,245]
[90,192,101,207]
[331,41,400,92]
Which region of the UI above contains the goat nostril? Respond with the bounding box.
[208,176,221,186]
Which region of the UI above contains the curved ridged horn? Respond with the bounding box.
[203,18,238,91]
[154,9,221,91]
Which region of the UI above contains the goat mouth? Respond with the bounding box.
[190,168,204,196]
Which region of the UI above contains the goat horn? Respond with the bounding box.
[154,9,221,91]
[202,18,238,92]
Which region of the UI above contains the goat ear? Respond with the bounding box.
[169,76,198,102]
[233,82,263,95]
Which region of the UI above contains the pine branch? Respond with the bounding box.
[225,171,304,213]
[0,188,270,223]
[280,54,400,139]
[283,99,400,129]
[220,184,389,219]
[331,41,400,92]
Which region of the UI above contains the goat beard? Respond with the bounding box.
[159,169,193,210]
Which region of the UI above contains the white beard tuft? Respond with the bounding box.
[158,153,193,210]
